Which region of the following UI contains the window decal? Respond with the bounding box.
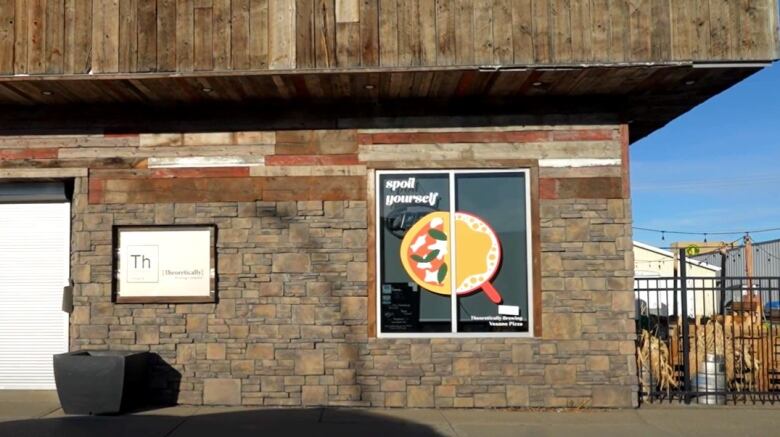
[377,170,533,337]
[399,211,503,304]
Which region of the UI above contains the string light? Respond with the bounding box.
[755,245,780,262]
[634,225,780,237]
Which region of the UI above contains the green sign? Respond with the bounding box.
[685,245,701,256]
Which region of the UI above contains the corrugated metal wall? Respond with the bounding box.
[694,239,780,277]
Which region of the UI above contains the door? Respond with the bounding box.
[0,202,70,389]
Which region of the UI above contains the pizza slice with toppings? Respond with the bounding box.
[399,211,451,295]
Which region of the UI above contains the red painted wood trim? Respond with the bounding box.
[551,129,616,141]
[90,176,365,204]
[620,124,630,199]
[357,133,373,145]
[265,154,360,166]
[367,131,551,144]
[148,167,250,178]
[0,147,59,160]
[539,178,558,199]
[366,129,616,145]
[88,178,105,204]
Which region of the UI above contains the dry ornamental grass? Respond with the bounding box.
[638,320,763,396]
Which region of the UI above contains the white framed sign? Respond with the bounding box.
[113,226,216,303]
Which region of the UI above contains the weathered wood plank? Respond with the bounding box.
[136,0,156,71]
[726,0,742,60]
[335,0,358,22]
[709,0,728,59]
[212,0,231,69]
[13,0,28,73]
[45,0,65,73]
[378,0,397,66]
[359,141,621,161]
[608,0,628,61]
[590,0,608,61]
[434,0,455,65]
[90,0,103,72]
[359,0,379,65]
[314,0,336,67]
[295,0,315,68]
[650,0,671,61]
[0,0,15,74]
[268,0,295,68]
[511,0,532,64]
[103,0,122,73]
[119,0,138,72]
[335,0,359,67]
[692,0,711,60]
[569,0,590,61]
[29,0,46,73]
[157,0,177,71]
[741,0,772,59]
[176,0,194,71]
[532,0,551,63]
[551,0,572,62]
[628,0,651,61]
[454,0,474,64]
[492,0,513,63]
[250,0,269,69]
[419,0,436,65]
[194,7,213,70]
[473,0,493,63]
[670,0,692,59]
[336,21,359,66]
[397,0,420,66]
[231,0,250,69]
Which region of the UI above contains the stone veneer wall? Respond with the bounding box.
[1,125,636,407]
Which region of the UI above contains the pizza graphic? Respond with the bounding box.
[399,211,503,304]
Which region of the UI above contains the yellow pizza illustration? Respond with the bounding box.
[399,211,503,303]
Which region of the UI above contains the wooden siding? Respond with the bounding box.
[0,0,776,77]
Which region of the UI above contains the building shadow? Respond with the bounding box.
[144,352,182,409]
[0,407,448,437]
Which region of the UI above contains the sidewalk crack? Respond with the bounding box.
[161,414,191,437]
[439,410,461,437]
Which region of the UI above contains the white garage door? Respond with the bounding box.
[0,202,70,389]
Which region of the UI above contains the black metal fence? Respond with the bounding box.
[635,276,780,404]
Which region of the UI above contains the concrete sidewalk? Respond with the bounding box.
[2,391,780,437]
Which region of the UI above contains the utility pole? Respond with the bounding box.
[743,233,760,323]
[745,233,754,293]
[719,245,727,315]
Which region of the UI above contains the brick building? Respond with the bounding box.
[0,1,777,408]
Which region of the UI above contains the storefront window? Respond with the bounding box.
[376,170,533,337]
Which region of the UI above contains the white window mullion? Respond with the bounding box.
[448,171,458,333]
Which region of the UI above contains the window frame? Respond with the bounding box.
[374,168,535,338]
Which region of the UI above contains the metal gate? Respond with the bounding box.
[635,275,780,404]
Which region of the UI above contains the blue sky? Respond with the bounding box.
[631,63,780,249]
